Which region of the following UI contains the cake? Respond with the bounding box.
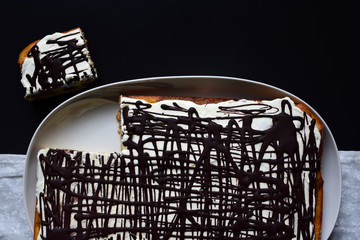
[34,148,122,240]
[34,95,323,240]
[118,95,324,240]
[18,28,97,100]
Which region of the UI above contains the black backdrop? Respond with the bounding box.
[1,1,359,153]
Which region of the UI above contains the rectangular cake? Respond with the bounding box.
[18,28,97,100]
[34,95,323,240]
[118,95,323,240]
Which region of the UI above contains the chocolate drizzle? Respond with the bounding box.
[25,30,94,95]
[37,98,321,240]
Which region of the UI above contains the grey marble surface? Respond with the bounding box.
[0,151,359,239]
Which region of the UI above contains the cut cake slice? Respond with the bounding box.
[18,28,97,100]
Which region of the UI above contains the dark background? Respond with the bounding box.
[1,0,359,153]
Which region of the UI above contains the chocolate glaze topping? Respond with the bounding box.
[37,98,321,240]
[25,30,95,95]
